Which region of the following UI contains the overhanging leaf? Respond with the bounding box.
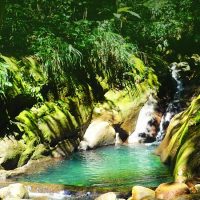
[117,7,132,13]
[127,11,141,19]
[113,13,121,19]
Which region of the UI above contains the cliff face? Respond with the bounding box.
[156,94,200,182]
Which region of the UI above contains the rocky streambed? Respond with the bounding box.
[1,180,200,200]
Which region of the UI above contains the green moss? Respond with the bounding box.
[157,95,200,181]
[31,144,50,160]
[15,99,92,147]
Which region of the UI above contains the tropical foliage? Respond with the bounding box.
[0,0,199,135]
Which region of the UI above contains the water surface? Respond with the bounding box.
[19,145,172,189]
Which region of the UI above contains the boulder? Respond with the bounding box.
[155,182,190,200]
[0,183,29,199]
[195,184,200,192]
[0,137,25,170]
[95,192,117,200]
[79,120,116,150]
[155,95,200,181]
[130,186,155,200]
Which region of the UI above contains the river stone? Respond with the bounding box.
[155,182,190,200]
[79,120,116,150]
[173,194,200,200]
[130,186,155,200]
[194,184,200,192]
[0,183,29,199]
[95,192,117,200]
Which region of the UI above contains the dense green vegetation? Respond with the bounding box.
[0,0,199,175]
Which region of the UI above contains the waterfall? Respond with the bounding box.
[128,62,190,144]
[156,62,190,142]
[128,94,161,144]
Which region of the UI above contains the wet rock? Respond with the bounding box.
[115,132,124,145]
[0,183,29,199]
[95,192,117,200]
[130,186,155,200]
[155,182,190,200]
[52,138,80,157]
[0,137,25,170]
[79,120,116,150]
[156,95,200,181]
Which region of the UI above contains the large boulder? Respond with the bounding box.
[95,192,117,200]
[0,183,29,199]
[155,182,190,200]
[129,186,155,200]
[0,137,25,170]
[156,95,200,181]
[128,95,161,144]
[78,120,116,150]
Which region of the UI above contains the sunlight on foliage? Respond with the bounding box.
[0,55,46,100]
[86,25,137,86]
[30,29,82,83]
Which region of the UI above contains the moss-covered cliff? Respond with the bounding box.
[0,53,159,170]
[156,94,200,182]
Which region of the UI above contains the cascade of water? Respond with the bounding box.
[156,62,190,142]
[128,94,161,144]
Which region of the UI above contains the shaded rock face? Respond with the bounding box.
[128,95,161,144]
[78,120,116,150]
[156,95,200,181]
[52,138,80,158]
[155,182,190,200]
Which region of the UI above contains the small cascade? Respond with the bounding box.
[128,94,161,144]
[128,62,190,144]
[156,62,190,142]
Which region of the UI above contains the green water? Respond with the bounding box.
[19,145,172,188]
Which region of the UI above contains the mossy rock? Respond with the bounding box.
[31,144,50,160]
[17,139,49,167]
[15,101,82,145]
[92,87,152,134]
[156,95,200,181]
[52,138,80,158]
[13,99,93,166]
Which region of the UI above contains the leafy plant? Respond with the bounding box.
[83,23,137,87]
[30,29,82,84]
[0,55,46,100]
[0,59,12,96]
